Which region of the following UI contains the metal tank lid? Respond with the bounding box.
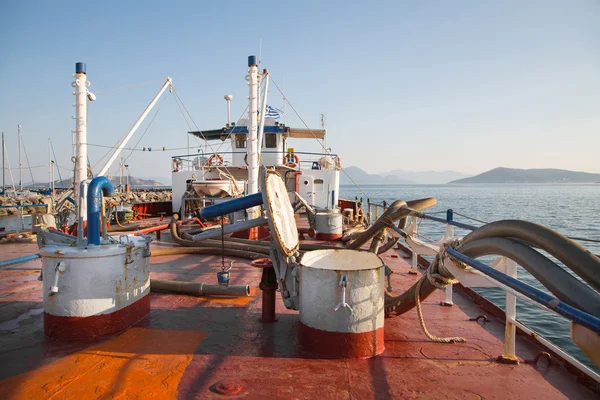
[261,169,299,257]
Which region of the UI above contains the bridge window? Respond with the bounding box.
[235,134,247,149]
[265,133,277,148]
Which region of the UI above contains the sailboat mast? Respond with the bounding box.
[18,125,22,190]
[2,132,4,192]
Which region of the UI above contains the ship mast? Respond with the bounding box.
[246,56,260,218]
[73,62,89,223]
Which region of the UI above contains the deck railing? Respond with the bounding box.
[362,200,600,383]
[172,151,339,172]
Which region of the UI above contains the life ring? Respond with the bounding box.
[284,153,300,168]
[336,156,342,171]
[207,154,224,166]
[172,158,182,172]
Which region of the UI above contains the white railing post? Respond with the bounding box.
[441,216,454,306]
[500,257,518,363]
[409,216,419,275]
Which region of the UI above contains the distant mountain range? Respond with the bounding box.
[26,176,167,188]
[449,167,600,184]
[340,166,471,185]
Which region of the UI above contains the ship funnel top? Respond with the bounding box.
[248,55,257,67]
[75,62,86,74]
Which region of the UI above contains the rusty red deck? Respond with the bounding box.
[0,235,597,399]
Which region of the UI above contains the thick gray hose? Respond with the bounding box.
[387,236,600,317]
[170,215,270,255]
[462,220,600,293]
[459,238,600,317]
[151,279,250,297]
[347,197,436,250]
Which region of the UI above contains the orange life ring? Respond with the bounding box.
[284,153,300,168]
[336,156,341,171]
[208,154,224,166]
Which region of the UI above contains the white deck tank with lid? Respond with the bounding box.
[298,249,385,358]
[40,235,150,340]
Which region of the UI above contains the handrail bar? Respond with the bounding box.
[446,248,600,334]
[419,213,478,231]
[0,204,48,209]
[171,150,338,159]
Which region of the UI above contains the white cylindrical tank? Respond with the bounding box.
[314,210,343,241]
[40,236,150,340]
[298,249,385,358]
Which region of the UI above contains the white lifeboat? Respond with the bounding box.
[191,179,244,198]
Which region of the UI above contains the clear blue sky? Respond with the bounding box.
[1,0,599,182]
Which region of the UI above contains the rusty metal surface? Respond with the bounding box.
[0,234,597,399]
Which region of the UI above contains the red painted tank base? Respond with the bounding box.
[315,232,342,241]
[44,294,150,341]
[299,322,384,358]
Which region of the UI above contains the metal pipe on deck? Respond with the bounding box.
[198,193,263,219]
[150,279,250,297]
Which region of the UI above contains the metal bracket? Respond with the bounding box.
[333,275,353,313]
[49,262,66,295]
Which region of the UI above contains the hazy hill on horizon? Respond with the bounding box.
[341,166,470,185]
[25,176,167,188]
[380,169,471,184]
[449,167,600,184]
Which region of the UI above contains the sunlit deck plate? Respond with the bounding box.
[0,233,596,399]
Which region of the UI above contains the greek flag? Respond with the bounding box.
[265,105,282,120]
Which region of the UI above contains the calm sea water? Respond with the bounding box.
[339,183,600,372]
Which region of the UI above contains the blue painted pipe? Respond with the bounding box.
[447,248,600,334]
[87,176,114,246]
[0,253,40,269]
[198,193,263,220]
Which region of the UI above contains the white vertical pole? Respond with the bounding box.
[51,161,55,197]
[257,72,269,155]
[4,138,15,191]
[410,217,419,274]
[224,95,233,127]
[1,132,4,192]
[247,56,260,218]
[73,62,88,224]
[442,223,454,306]
[503,258,518,361]
[18,125,22,191]
[120,156,124,192]
[48,139,51,189]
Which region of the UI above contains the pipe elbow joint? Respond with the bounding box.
[87,177,115,245]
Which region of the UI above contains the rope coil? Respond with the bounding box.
[414,240,466,344]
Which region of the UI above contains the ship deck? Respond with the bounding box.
[0,226,597,399]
